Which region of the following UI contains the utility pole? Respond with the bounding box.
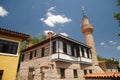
[47,32,54,80]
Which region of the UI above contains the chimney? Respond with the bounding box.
[47,32,54,38]
[26,41,33,48]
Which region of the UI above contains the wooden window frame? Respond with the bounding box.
[60,68,65,79]
[73,69,78,78]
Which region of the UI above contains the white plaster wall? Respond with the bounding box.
[59,53,79,61]
[81,57,92,63]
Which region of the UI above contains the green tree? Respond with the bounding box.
[18,34,47,71]
[114,0,120,36]
[21,34,47,50]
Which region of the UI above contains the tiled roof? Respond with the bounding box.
[0,27,29,41]
[84,72,120,78]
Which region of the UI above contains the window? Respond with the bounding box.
[73,69,78,78]
[34,50,37,57]
[81,47,85,57]
[29,52,33,59]
[0,70,4,80]
[63,42,67,54]
[76,46,80,57]
[52,41,56,53]
[41,48,44,57]
[21,54,24,61]
[89,70,92,74]
[29,67,34,72]
[71,45,74,56]
[60,68,65,78]
[84,70,87,75]
[0,39,19,55]
[28,67,34,80]
[86,49,90,58]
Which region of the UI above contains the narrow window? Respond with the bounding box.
[28,67,34,80]
[73,69,78,78]
[81,47,85,57]
[86,49,90,58]
[84,70,87,75]
[76,46,80,57]
[71,45,74,56]
[29,52,33,59]
[60,68,65,78]
[63,42,67,54]
[0,70,4,80]
[34,50,37,57]
[41,48,44,57]
[21,54,24,61]
[52,41,56,53]
[29,67,34,72]
[89,70,92,74]
[89,50,92,58]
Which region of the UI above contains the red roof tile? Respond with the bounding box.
[84,72,120,78]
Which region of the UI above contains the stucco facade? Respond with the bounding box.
[0,28,29,80]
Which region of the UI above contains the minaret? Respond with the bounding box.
[81,6,98,66]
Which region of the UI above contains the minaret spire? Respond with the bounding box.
[81,0,87,18]
[82,5,86,18]
[80,0,99,66]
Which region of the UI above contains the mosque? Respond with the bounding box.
[17,6,120,80]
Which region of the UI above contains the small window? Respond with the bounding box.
[52,41,56,53]
[81,47,85,57]
[30,52,33,59]
[86,49,90,58]
[34,50,37,57]
[84,70,87,75]
[0,39,19,55]
[76,46,80,57]
[41,48,44,57]
[21,54,24,61]
[73,69,78,78]
[60,68,65,78]
[0,70,4,80]
[29,67,34,72]
[63,42,67,54]
[71,45,74,56]
[89,70,92,74]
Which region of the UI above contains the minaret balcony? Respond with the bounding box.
[51,53,92,64]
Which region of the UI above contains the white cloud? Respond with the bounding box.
[100,42,105,46]
[0,6,8,17]
[47,6,56,12]
[40,6,72,27]
[117,46,120,51]
[109,40,117,45]
[60,33,68,37]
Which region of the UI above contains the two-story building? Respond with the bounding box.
[19,34,93,80]
[0,28,29,80]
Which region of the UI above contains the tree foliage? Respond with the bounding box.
[114,0,120,36]
[18,34,47,71]
[21,34,47,50]
[117,0,120,6]
[114,0,120,21]
[97,56,119,64]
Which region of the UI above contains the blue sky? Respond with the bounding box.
[0,0,120,60]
